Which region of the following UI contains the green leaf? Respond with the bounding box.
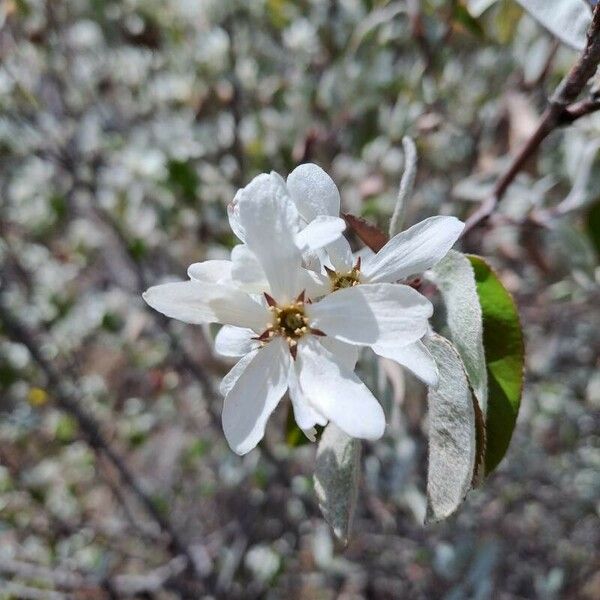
[494,0,523,44]
[424,334,477,523]
[49,194,68,220]
[586,201,600,260]
[14,0,31,16]
[55,415,77,443]
[166,159,198,202]
[101,311,124,333]
[453,3,486,38]
[430,250,488,415]
[266,0,292,29]
[127,237,147,262]
[314,423,361,545]
[467,255,524,475]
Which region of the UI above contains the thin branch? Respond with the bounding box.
[463,4,600,235]
[0,300,212,596]
[559,97,600,123]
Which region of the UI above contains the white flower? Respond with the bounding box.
[285,163,465,386]
[143,170,433,455]
[189,171,345,297]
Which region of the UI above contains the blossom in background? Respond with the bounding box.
[143,170,434,454]
[285,163,465,386]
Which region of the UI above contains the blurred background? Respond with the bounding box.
[0,0,599,598]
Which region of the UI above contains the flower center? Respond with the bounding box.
[325,257,360,292]
[256,291,325,358]
[327,258,362,292]
[331,271,360,290]
[271,303,309,341]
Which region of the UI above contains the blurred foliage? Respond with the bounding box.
[0,0,599,598]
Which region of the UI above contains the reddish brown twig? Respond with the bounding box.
[463,4,600,236]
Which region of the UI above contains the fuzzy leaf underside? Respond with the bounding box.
[314,423,361,545]
[513,0,591,50]
[424,334,477,523]
[430,250,488,416]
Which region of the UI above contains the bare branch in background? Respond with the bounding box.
[463,3,600,235]
[0,299,213,597]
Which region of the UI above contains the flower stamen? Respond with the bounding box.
[255,291,322,357]
[328,257,362,291]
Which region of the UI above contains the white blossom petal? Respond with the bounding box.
[295,215,346,252]
[319,337,360,371]
[228,188,246,242]
[143,280,270,331]
[306,283,432,348]
[222,338,291,455]
[230,244,269,293]
[327,236,355,272]
[287,163,341,220]
[214,325,259,357]
[302,248,325,273]
[187,260,233,283]
[354,245,375,263]
[372,339,439,386]
[361,216,465,283]
[237,172,303,301]
[296,337,385,440]
[299,268,331,300]
[219,350,258,396]
[288,365,327,430]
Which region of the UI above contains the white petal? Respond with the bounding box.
[143,280,270,331]
[306,283,432,348]
[361,216,465,283]
[287,163,341,220]
[214,325,259,357]
[299,268,330,300]
[222,338,291,455]
[327,236,354,272]
[187,260,233,283]
[302,248,325,272]
[296,337,385,440]
[354,245,375,262]
[295,215,346,252]
[237,172,303,301]
[319,337,360,371]
[372,339,439,386]
[288,365,327,430]
[230,244,269,293]
[228,188,246,242]
[220,350,258,396]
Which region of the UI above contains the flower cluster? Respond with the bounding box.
[143,165,464,454]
